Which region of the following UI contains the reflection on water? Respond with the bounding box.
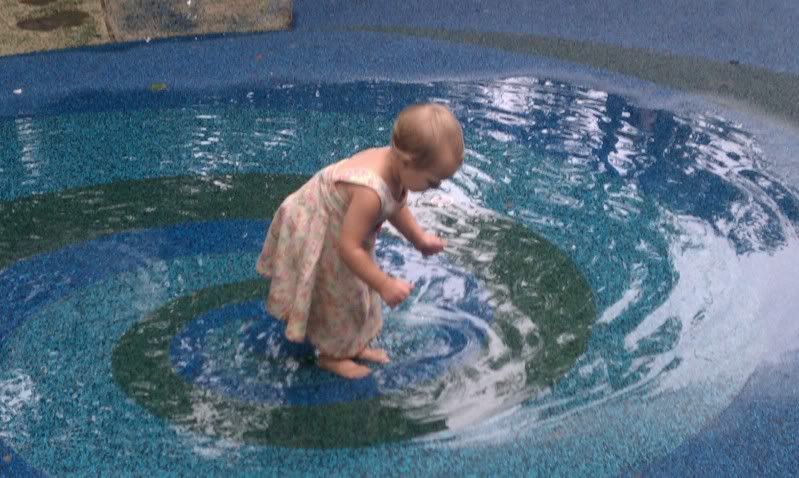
[1,78,799,472]
[392,199,594,429]
[442,78,799,438]
[0,370,38,442]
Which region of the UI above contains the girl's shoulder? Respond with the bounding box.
[327,154,396,210]
[328,150,390,187]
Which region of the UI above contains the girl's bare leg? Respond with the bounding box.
[318,355,371,379]
[357,347,390,364]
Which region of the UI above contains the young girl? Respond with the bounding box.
[256,103,465,379]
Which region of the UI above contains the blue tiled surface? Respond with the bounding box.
[0,30,666,118]
[0,221,260,476]
[0,220,261,340]
[641,353,799,476]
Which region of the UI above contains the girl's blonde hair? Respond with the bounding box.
[390,103,464,169]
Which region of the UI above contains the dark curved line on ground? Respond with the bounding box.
[349,26,799,127]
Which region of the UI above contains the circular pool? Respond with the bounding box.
[1,79,798,475]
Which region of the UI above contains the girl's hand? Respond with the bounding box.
[416,233,447,257]
[379,277,414,308]
[284,314,306,343]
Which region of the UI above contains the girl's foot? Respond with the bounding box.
[357,347,390,364]
[318,356,371,379]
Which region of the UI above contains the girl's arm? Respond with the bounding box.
[338,185,389,290]
[388,205,425,248]
[339,184,413,306]
[389,204,447,256]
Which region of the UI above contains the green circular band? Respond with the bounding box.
[2,174,595,448]
[111,279,449,448]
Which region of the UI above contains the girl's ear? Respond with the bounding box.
[392,146,415,169]
[400,153,415,169]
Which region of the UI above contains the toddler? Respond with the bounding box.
[256,103,464,378]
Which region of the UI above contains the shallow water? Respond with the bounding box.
[1,78,798,475]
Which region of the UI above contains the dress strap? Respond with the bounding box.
[329,164,403,216]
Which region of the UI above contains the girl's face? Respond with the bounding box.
[400,148,462,192]
[401,165,444,192]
